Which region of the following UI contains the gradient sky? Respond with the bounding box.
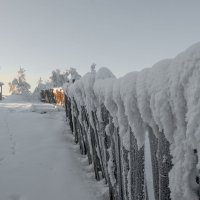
[1,0,200,94]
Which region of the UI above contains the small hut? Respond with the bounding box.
[0,82,4,100]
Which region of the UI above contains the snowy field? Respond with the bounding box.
[0,95,107,200]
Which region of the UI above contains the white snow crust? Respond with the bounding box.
[64,43,200,200]
[0,95,107,200]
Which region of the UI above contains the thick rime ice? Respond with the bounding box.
[95,67,116,80]
[64,43,200,200]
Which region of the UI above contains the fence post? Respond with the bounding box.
[148,126,159,200]
[65,95,74,133]
[89,123,101,180]
[148,126,172,200]
[114,126,124,200]
[82,106,93,164]
[129,128,145,200]
[72,99,79,144]
[91,110,106,180]
[158,131,172,200]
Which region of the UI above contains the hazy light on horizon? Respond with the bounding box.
[1,0,200,95]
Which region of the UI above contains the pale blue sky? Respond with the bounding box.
[1,0,200,94]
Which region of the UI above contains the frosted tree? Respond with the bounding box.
[49,68,81,86]
[35,78,47,91]
[9,67,31,95]
[32,78,47,100]
[50,69,69,87]
[90,63,96,73]
[69,67,81,83]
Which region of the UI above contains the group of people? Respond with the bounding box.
[40,88,64,105]
[53,88,65,105]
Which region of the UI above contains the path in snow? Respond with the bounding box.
[0,96,106,200]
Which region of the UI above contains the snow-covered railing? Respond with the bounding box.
[65,97,147,199]
[64,43,200,200]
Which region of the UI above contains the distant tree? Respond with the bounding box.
[49,68,81,86]
[32,78,54,101]
[50,69,69,87]
[32,78,44,97]
[90,63,96,73]
[9,67,31,95]
[69,67,81,83]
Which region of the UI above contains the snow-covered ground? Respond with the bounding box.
[0,95,107,200]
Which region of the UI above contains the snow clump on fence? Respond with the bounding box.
[64,42,200,200]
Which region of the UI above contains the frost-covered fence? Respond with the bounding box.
[148,126,172,200]
[63,75,159,199]
[63,43,200,200]
[65,97,146,200]
[65,93,173,200]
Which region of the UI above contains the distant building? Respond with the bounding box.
[0,82,4,100]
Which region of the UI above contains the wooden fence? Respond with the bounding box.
[64,95,173,200]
